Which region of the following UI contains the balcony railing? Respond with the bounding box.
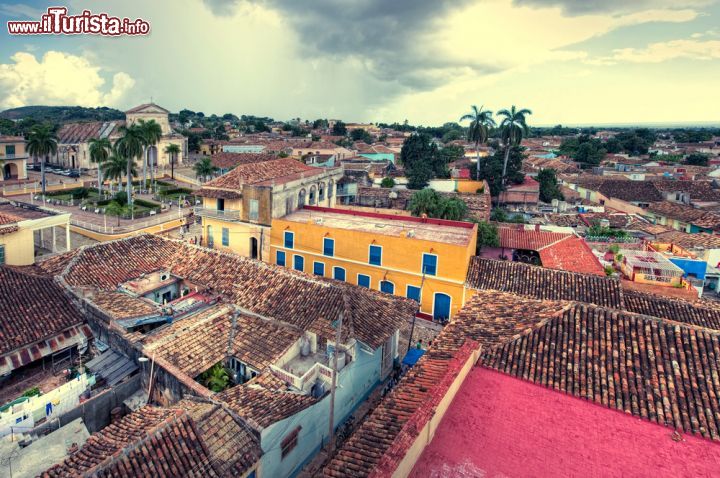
[270,361,334,392]
[0,153,29,160]
[194,206,242,221]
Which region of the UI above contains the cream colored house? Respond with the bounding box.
[0,136,28,182]
[0,201,71,265]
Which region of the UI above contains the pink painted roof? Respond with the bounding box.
[411,367,720,478]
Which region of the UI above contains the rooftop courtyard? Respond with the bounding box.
[282,206,476,245]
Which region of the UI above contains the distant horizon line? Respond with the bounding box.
[1,105,718,130]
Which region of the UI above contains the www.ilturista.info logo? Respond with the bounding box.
[7,7,150,36]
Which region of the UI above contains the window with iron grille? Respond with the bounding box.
[281,426,302,459]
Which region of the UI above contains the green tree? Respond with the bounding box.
[460,105,495,182]
[350,128,372,143]
[165,143,181,180]
[477,144,526,196]
[380,177,395,188]
[312,118,329,129]
[105,200,128,226]
[437,144,465,168]
[474,220,500,252]
[138,119,163,190]
[437,197,468,220]
[685,153,709,166]
[102,150,136,194]
[194,157,218,182]
[537,168,564,203]
[497,106,532,188]
[332,120,347,136]
[26,124,58,195]
[115,124,144,204]
[408,189,468,220]
[198,363,231,392]
[88,137,111,195]
[401,133,447,189]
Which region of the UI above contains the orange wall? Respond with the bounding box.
[270,217,477,318]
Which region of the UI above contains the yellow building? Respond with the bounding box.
[270,206,477,319]
[0,135,28,182]
[0,201,72,265]
[196,157,343,261]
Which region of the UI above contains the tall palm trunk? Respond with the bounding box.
[41,154,47,195]
[97,163,103,195]
[126,157,133,204]
[475,140,480,180]
[142,147,148,192]
[501,143,511,185]
[150,149,156,191]
[171,153,175,180]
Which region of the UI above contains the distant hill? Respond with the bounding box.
[0,106,125,123]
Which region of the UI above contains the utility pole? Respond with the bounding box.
[327,311,343,454]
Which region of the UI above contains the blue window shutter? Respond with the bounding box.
[357,274,370,288]
[369,245,382,266]
[276,250,286,266]
[323,238,334,256]
[284,231,294,249]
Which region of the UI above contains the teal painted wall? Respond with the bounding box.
[259,341,385,478]
[359,153,395,164]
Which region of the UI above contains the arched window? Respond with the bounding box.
[298,189,306,207]
[328,179,334,199]
[309,185,317,205]
[318,182,326,202]
[380,280,395,295]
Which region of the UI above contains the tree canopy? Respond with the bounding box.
[408,189,469,221]
[400,133,449,189]
[685,152,710,166]
[537,168,564,203]
[474,144,525,196]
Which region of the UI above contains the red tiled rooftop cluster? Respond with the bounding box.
[0,267,85,355]
[203,157,323,190]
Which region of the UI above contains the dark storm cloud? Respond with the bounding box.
[512,0,705,15]
[201,0,501,90]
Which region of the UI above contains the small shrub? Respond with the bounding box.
[22,387,41,398]
[604,266,615,276]
[114,191,128,206]
[380,177,395,188]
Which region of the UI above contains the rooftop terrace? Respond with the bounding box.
[282,206,476,246]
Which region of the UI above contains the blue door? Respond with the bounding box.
[433,293,451,321]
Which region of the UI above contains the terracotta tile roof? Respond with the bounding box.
[597,180,663,203]
[0,267,85,356]
[177,399,262,476]
[0,211,21,226]
[646,201,720,224]
[652,180,720,202]
[41,403,256,477]
[143,304,300,377]
[481,300,720,441]
[538,235,605,275]
[216,374,321,429]
[211,152,277,170]
[466,257,623,308]
[203,158,323,190]
[327,285,720,476]
[36,249,81,275]
[498,227,570,250]
[654,230,720,250]
[89,290,159,320]
[57,121,123,144]
[59,235,413,350]
[196,188,243,200]
[623,289,720,330]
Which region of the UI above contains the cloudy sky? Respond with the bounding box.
[1,0,719,125]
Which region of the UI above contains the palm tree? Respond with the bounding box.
[26,124,58,195]
[460,105,495,181]
[164,143,181,180]
[89,137,111,195]
[114,124,144,205]
[102,150,136,193]
[193,157,217,182]
[105,200,127,226]
[138,119,162,190]
[497,105,532,188]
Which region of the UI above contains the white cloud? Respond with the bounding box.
[0,51,135,109]
[600,39,720,63]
